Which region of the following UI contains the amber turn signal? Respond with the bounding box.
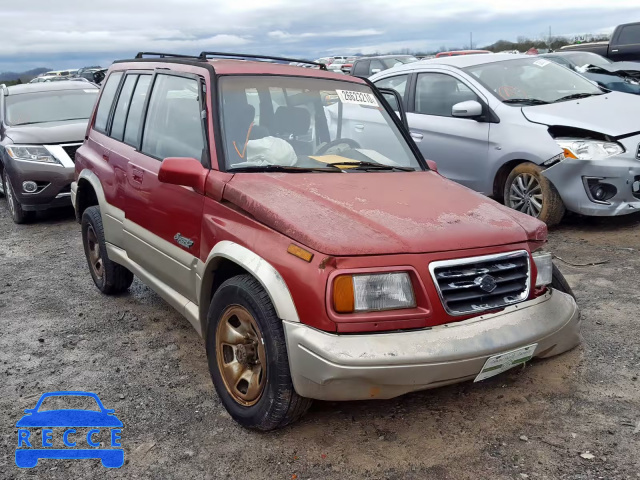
[287,244,313,262]
[562,148,577,159]
[333,275,355,313]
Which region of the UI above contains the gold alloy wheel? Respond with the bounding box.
[216,305,267,406]
[86,225,103,280]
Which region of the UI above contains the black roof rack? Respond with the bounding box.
[198,51,327,70]
[135,52,199,59]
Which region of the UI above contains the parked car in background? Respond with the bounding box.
[76,66,105,83]
[0,81,99,223]
[351,55,418,77]
[539,52,640,95]
[72,51,579,430]
[371,53,640,225]
[435,50,492,58]
[315,57,334,66]
[560,22,640,61]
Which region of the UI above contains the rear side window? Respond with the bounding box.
[94,72,123,133]
[123,75,152,146]
[352,60,369,77]
[110,74,138,141]
[141,74,205,161]
[374,75,409,97]
[370,60,385,75]
[617,24,640,45]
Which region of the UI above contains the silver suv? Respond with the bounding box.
[371,54,640,225]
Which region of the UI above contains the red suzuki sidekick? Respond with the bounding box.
[72,52,581,430]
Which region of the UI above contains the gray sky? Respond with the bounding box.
[1,0,638,72]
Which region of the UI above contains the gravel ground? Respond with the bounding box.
[1,205,639,480]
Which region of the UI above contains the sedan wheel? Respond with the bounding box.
[508,172,543,218]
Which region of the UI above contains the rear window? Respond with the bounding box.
[5,88,99,126]
[94,72,123,132]
[617,24,640,45]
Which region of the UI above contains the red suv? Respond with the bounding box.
[72,52,581,430]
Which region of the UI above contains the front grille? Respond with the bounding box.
[61,143,82,163]
[429,251,530,316]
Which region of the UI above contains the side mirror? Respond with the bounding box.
[452,100,483,118]
[377,87,408,129]
[92,71,105,85]
[426,160,438,172]
[370,68,381,74]
[158,157,207,193]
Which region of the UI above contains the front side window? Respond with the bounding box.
[374,75,409,97]
[141,74,205,161]
[464,58,603,104]
[219,76,422,172]
[94,72,123,132]
[415,73,479,117]
[5,88,99,126]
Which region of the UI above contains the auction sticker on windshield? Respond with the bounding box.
[474,344,537,382]
[336,90,379,107]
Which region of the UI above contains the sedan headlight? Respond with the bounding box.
[556,138,624,160]
[532,251,553,287]
[333,272,416,313]
[5,145,60,165]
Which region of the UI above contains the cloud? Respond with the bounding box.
[0,0,638,72]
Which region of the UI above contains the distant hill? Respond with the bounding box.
[0,68,51,83]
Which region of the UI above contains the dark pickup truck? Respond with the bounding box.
[561,22,640,62]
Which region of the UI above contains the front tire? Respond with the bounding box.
[551,263,575,299]
[81,205,134,294]
[206,274,312,430]
[3,170,35,224]
[504,162,565,227]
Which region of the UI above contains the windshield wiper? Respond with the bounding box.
[553,92,602,102]
[327,161,415,171]
[227,164,342,173]
[502,98,549,105]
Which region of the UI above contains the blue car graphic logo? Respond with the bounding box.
[15,391,123,468]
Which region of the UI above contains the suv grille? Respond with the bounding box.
[429,251,530,316]
[62,143,82,163]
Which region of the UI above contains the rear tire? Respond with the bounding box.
[3,170,35,224]
[504,162,565,227]
[551,263,575,299]
[206,274,312,430]
[81,205,134,294]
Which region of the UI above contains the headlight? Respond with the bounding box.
[333,272,416,313]
[5,145,60,165]
[532,251,553,287]
[556,138,624,160]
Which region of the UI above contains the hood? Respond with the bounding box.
[521,92,640,137]
[223,171,545,256]
[5,119,88,144]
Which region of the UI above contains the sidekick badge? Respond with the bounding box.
[174,233,194,249]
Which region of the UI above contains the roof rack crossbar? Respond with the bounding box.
[198,51,327,70]
[135,52,199,59]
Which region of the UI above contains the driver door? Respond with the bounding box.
[407,72,490,191]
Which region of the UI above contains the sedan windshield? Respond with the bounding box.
[464,57,603,104]
[219,76,423,172]
[5,88,99,126]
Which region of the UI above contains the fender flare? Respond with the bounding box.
[198,241,300,333]
[73,169,123,221]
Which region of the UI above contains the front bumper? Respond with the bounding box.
[543,150,640,216]
[4,160,74,212]
[284,290,580,401]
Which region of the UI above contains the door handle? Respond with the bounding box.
[611,49,619,52]
[102,153,109,162]
[410,132,424,141]
[354,124,365,132]
[131,167,144,184]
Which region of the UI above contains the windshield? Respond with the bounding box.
[5,89,99,126]
[464,57,603,104]
[219,75,423,172]
[566,52,612,68]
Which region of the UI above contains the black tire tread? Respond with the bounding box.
[551,263,575,299]
[82,206,134,294]
[207,274,312,430]
[504,162,565,227]
[3,171,35,224]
